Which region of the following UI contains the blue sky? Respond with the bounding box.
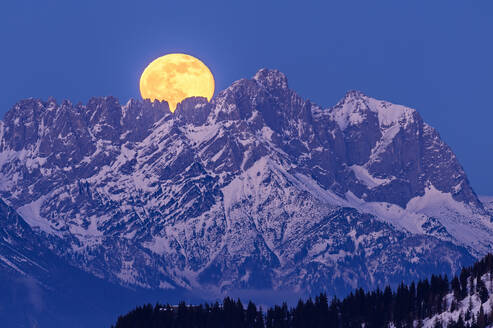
[1,0,492,194]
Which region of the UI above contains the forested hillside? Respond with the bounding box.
[113,254,493,328]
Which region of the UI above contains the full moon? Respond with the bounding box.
[139,53,215,112]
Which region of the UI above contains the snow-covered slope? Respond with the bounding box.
[480,196,493,213]
[0,198,193,327]
[0,69,489,296]
[420,272,493,328]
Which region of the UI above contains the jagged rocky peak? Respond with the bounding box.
[330,89,419,132]
[323,88,482,209]
[174,96,211,125]
[211,71,274,122]
[253,68,289,91]
[212,68,314,135]
[1,95,172,151]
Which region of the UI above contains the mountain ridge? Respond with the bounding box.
[0,68,490,297]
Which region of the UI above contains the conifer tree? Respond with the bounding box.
[451,276,461,300]
[459,269,469,300]
[469,275,475,296]
[477,305,486,328]
[488,299,493,323]
[434,317,443,328]
[246,301,258,328]
[457,313,466,328]
[465,308,472,322]
[450,299,458,312]
[476,278,489,303]
[256,307,265,328]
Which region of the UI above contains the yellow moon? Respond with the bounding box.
[139,53,215,112]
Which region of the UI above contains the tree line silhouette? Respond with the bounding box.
[113,254,493,328]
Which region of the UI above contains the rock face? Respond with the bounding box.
[0,69,490,296]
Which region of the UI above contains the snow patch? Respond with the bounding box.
[17,197,60,236]
[351,165,392,188]
[184,123,219,145]
[406,183,493,254]
[480,196,493,212]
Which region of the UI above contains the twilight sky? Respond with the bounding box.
[0,0,492,194]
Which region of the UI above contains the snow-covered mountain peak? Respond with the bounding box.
[330,90,417,131]
[253,68,289,91]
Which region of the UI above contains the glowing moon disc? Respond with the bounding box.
[139,53,215,112]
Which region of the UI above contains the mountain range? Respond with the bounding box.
[0,69,492,324]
